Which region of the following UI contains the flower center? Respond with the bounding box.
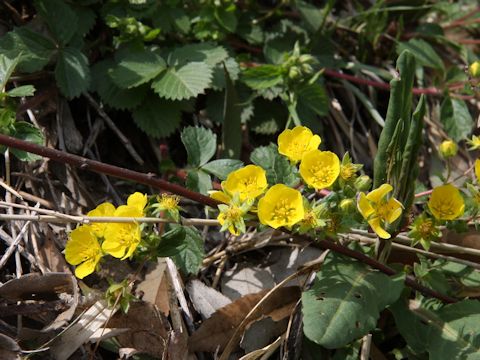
[225,206,242,222]
[431,200,456,217]
[340,164,355,180]
[272,199,297,223]
[309,162,336,185]
[418,220,434,237]
[160,194,180,210]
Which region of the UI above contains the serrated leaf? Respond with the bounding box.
[186,170,212,195]
[296,0,324,32]
[167,43,228,67]
[171,226,205,275]
[440,97,473,141]
[10,122,44,161]
[181,126,217,167]
[152,62,212,100]
[211,58,240,90]
[214,5,237,33]
[302,253,404,349]
[397,39,444,71]
[74,6,96,37]
[250,143,299,187]
[296,82,329,117]
[242,65,284,90]
[55,47,90,98]
[7,85,35,97]
[35,0,78,45]
[201,159,243,180]
[132,94,183,138]
[250,98,287,135]
[156,226,187,257]
[91,59,147,110]
[110,48,166,89]
[0,53,20,91]
[0,27,55,73]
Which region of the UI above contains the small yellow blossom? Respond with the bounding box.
[158,194,180,210]
[408,214,440,250]
[87,202,116,238]
[258,184,304,229]
[277,126,321,163]
[222,165,268,202]
[467,135,480,151]
[439,139,457,158]
[339,153,362,182]
[475,159,480,182]
[299,150,340,189]
[127,192,148,212]
[65,225,102,279]
[218,205,244,235]
[428,184,464,221]
[102,205,143,259]
[469,61,480,77]
[357,183,403,239]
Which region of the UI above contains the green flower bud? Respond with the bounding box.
[340,198,355,213]
[301,63,313,74]
[299,54,314,64]
[289,66,301,80]
[469,61,480,77]
[354,175,372,192]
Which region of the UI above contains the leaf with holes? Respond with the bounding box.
[151,62,213,100]
[302,252,404,349]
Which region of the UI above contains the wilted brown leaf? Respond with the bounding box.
[189,286,300,353]
[0,273,74,301]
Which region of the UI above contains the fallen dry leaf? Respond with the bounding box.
[189,286,300,353]
[0,333,21,360]
[136,258,170,315]
[187,279,231,319]
[0,273,74,301]
[221,265,276,300]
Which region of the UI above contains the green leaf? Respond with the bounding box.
[211,57,240,90]
[110,48,166,89]
[250,98,287,135]
[0,108,16,135]
[302,253,404,349]
[440,97,473,141]
[132,94,183,138]
[186,170,212,195]
[0,53,20,91]
[10,122,44,161]
[409,299,480,359]
[7,85,35,97]
[167,43,228,67]
[296,0,324,32]
[151,62,213,100]
[55,47,90,98]
[242,65,284,90]
[201,159,244,180]
[250,143,299,187]
[0,27,55,73]
[171,226,205,275]
[180,126,217,167]
[156,226,187,257]
[91,59,147,110]
[296,82,329,117]
[397,39,444,71]
[35,0,78,45]
[221,65,242,159]
[214,5,237,33]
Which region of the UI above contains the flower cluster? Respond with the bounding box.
[65,192,147,279]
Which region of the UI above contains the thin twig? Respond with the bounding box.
[83,93,144,165]
[360,334,372,360]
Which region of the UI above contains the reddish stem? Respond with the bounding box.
[0,134,457,303]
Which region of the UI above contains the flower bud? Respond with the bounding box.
[301,63,313,74]
[354,175,371,192]
[288,66,301,80]
[340,198,355,212]
[299,54,314,64]
[439,139,457,158]
[469,61,480,77]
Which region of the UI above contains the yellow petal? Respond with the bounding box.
[127,192,147,211]
[102,238,126,258]
[384,198,403,223]
[428,184,465,220]
[74,257,98,279]
[299,150,340,190]
[368,217,391,239]
[475,159,480,182]
[357,192,375,220]
[65,226,99,265]
[366,183,392,203]
[222,165,268,202]
[87,202,116,217]
[278,126,322,162]
[209,190,231,204]
[257,184,304,228]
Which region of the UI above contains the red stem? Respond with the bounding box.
[0,134,457,303]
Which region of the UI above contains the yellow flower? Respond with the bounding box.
[299,150,340,189]
[87,202,116,238]
[102,205,143,259]
[439,139,457,158]
[158,194,180,210]
[222,165,268,202]
[218,205,244,235]
[278,126,321,163]
[258,184,304,229]
[467,135,480,151]
[428,184,464,221]
[209,190,231,203]
[127,192,148,212]
[357,183,403,239]
[65,225,102,279]
[475,159,480,182]
[470,61,480,77]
